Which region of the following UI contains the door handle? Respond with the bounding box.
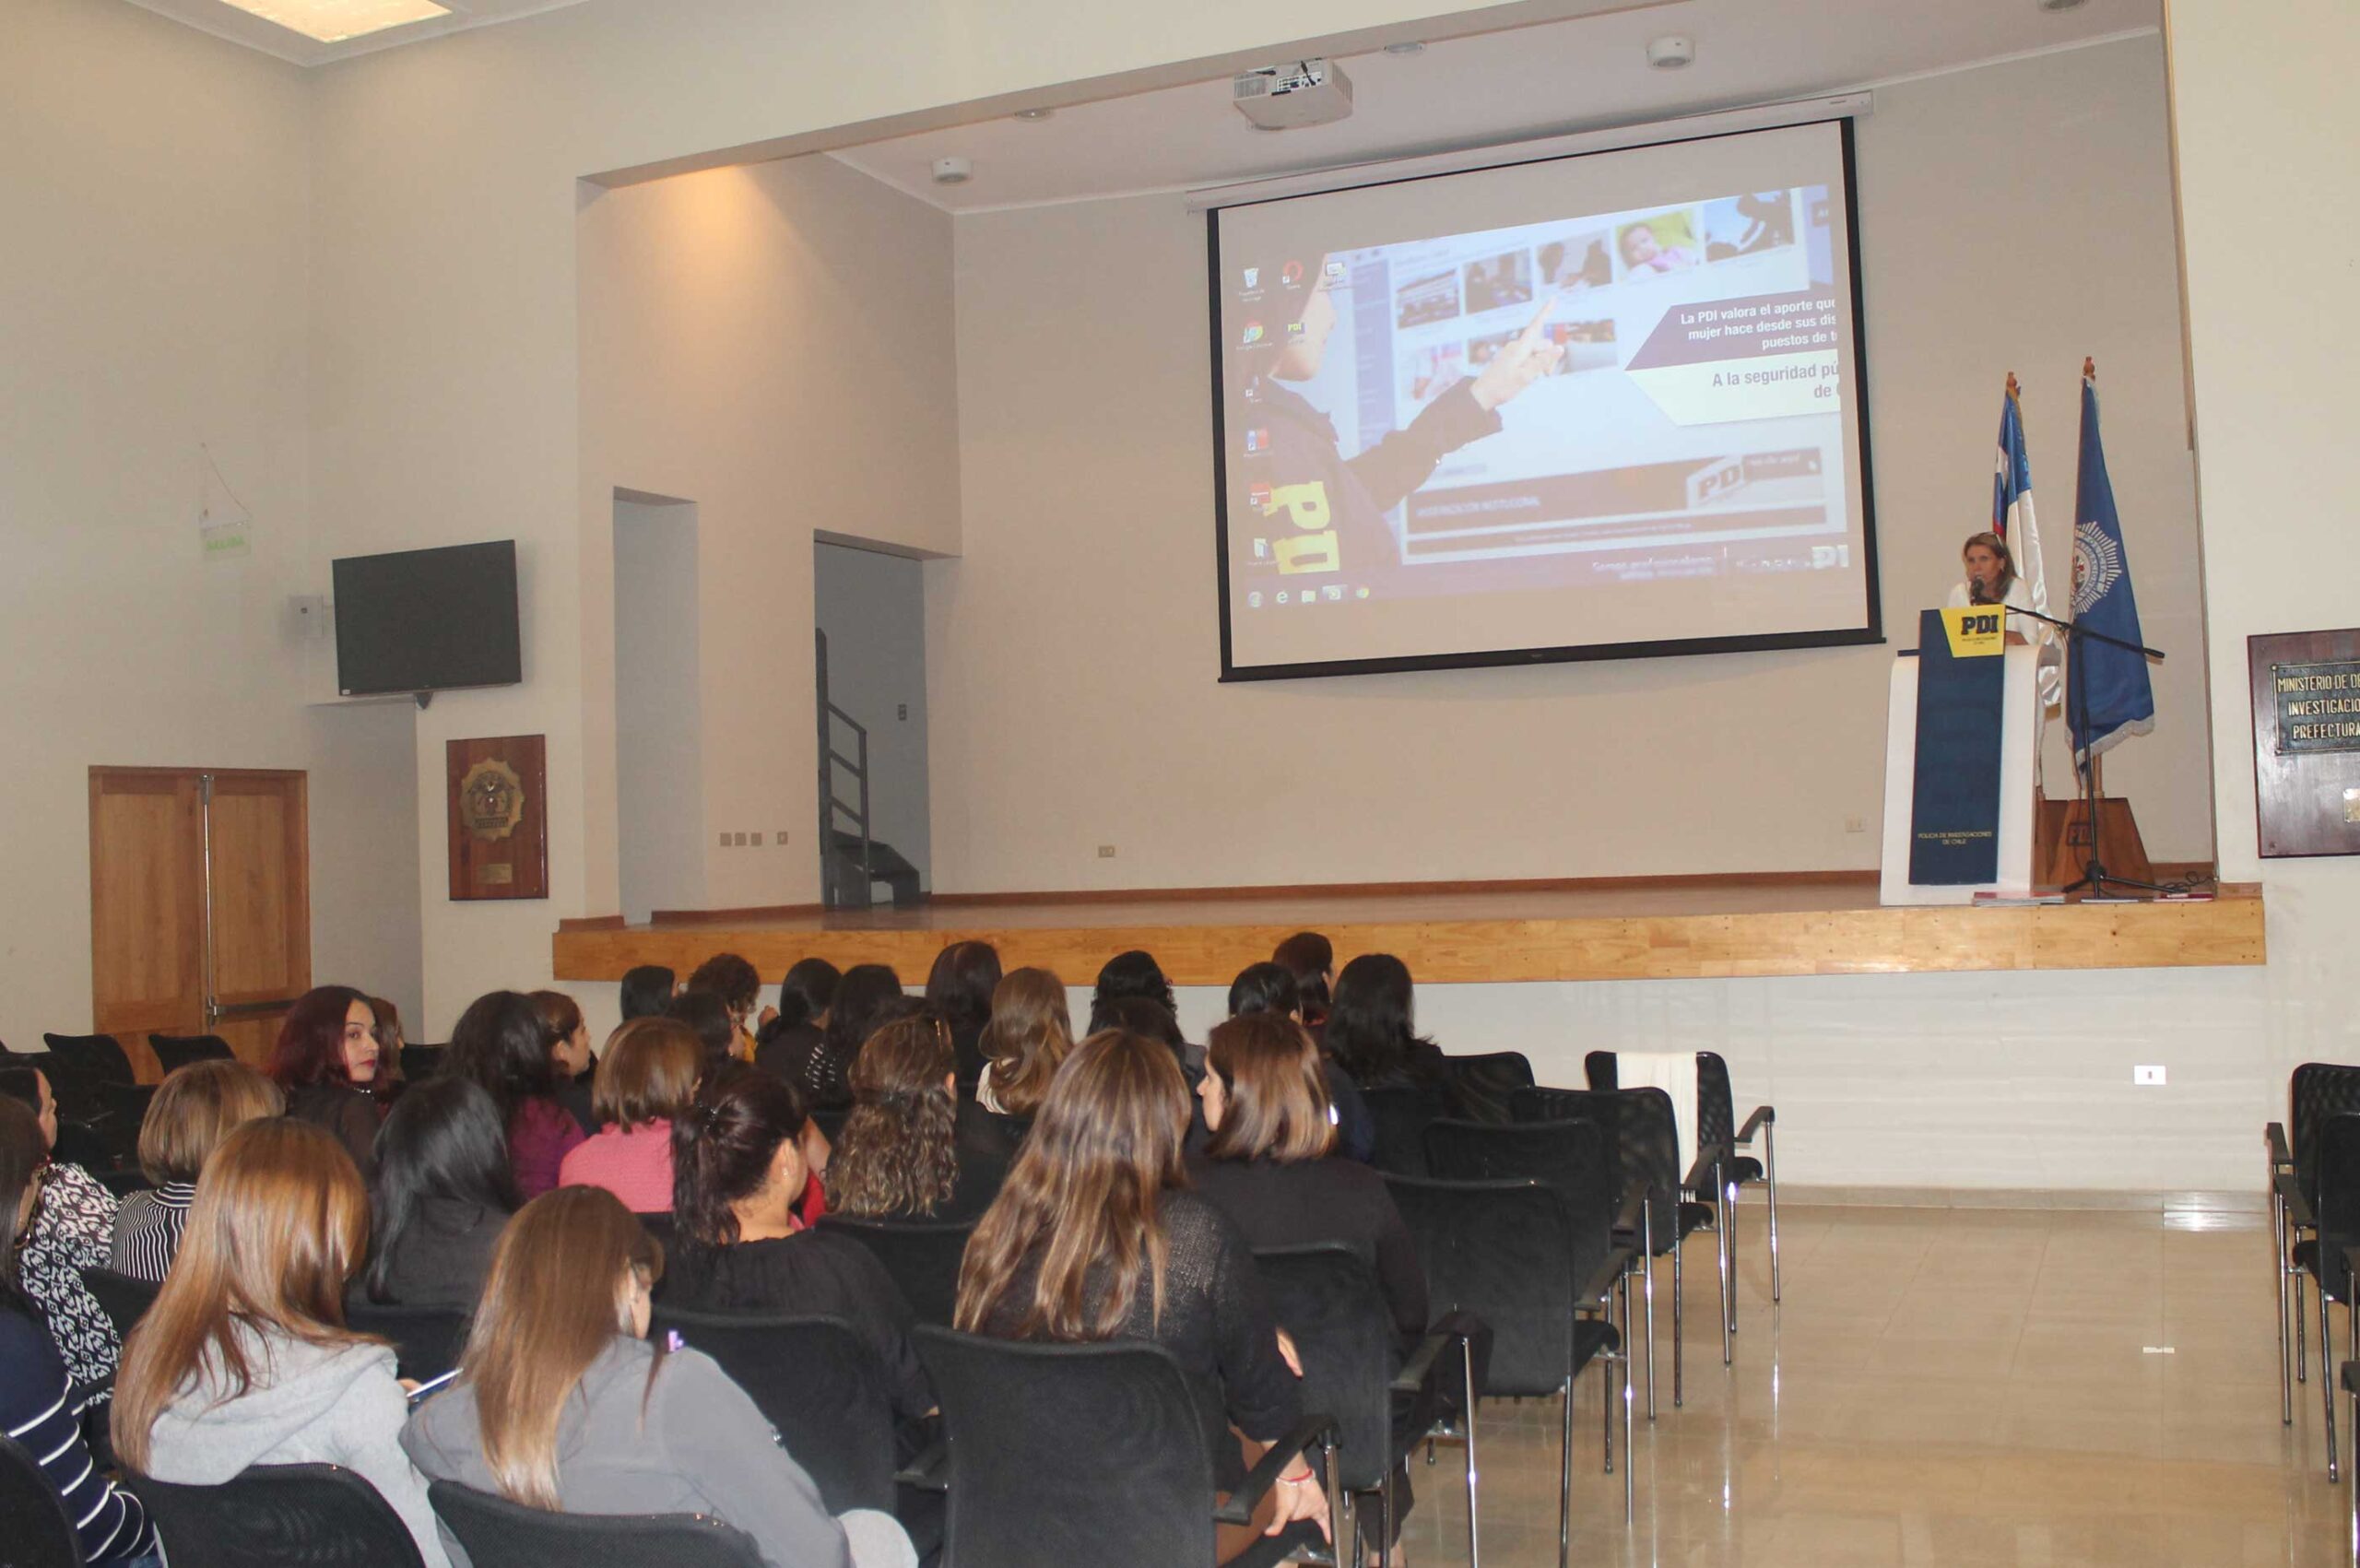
[207,996,303,1022]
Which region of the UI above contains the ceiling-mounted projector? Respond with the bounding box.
[1231,59,1354,131]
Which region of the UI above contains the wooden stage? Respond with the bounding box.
[552,874,2266,987]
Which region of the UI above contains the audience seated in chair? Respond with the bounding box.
[0,1063,122,1394]
[1323,955,1465,1119]
[954,1029,1332,1560]
[361,1079,517,1309]
[559,1017,703,1214]
[826,1009,1007,1223]
[618,964,678,1023]
[0,1095,159,1565]
[112,1118,449,1568]
[112,1059,282,1283]
[921,940,1001,1091]
[753,957,839,1081]
[269,985,388,1181]
[661,1064,933,1431]
[1271,931,1337,1043]
[444,992,584,1203]
[972,967,1068,1133]
[527,990,596,1135]
[403,1185,914,1568]
[1227,961,1375,1164]
[687,953,767,1065]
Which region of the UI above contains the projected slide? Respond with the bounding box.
[1213,120,1878,678]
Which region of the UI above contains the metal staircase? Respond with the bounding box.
[816,630,922,909]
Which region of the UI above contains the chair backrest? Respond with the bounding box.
[914,1326,1215,1568]
[397,1045,444,1084]
[635,1211,676,1252]
[126,1463,427,1568]
[648,1309,896,1514]
[1439,1051,1534,1126]
[2292,1063,2360,1204]
[812,1215,974,1326]
[2316,1114,2360,1299]
[428,1479,764,1568]
[1516,1083,1682,1237]
[148,1034,236,1074]
[810,1106,851,1144]
[1422,1117,1615,1295]
[1252,1244,1400,1491]
[1385,1176,1578,1398]
[83,1265,162,1341]
[41,1033,136,1088]
[1583,1050,1619,1091]
[343,1303,469,1385]
[1359,1084,1449,1177]
[1694,1051,1736,1154]
[0,1430,82,1568]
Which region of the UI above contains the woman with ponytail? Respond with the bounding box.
[402,1186,914,1568]
[662,1064,934,1430]
[825,1009,1006,1222]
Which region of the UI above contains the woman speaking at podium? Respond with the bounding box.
[1946,530,2035,645]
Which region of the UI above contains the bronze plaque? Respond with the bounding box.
[447,735,549,899]
[2249,631,2360,857]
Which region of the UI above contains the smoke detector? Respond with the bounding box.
[931,157,973,185]
[1646,35,1694,69]
[1232,59,1355,131]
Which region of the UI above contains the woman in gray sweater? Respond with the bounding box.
[402,1185,913,1568]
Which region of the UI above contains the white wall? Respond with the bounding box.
[613,498,706,923]
[816,542,934,892]
[930,37,2208,897]
[0,0,419,1051]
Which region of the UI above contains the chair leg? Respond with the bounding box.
[2305,1267,2314,1385]
[2349,1368,2358,1568]
[2280,1183,2295,1425]
[1643,1204,1658,1421]
[1462,1338,1480,1568]
[1672,1232,1685,1409]
[1558,1375,1574,1568]
[1764,1122,1781,1304]
[1622,1272,1634,1522]
[2324,1279,2341,1482]
[1380,1462,1396,1568]
[1726,1178,1740,1336]
[1717,1177,1734,1367]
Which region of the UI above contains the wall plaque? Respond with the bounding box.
[447,735,549,899]
[2249,631,2360,857]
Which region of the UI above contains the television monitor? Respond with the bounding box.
[332,540,522,696]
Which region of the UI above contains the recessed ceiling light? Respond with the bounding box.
[1646,34,1695,69]
[216,0,451,44]
[1383,41,1426,56]
[1013,108,1056,122]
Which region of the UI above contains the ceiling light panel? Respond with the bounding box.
[216,0,452,43]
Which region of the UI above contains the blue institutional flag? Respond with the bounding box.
[2068,367,2154,762]
[1991,380,2058,708]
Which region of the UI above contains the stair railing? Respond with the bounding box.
[814,630,873,903]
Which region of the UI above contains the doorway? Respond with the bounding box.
[88,766,310,1079]
[614,491,706,925]
[814,539,930,908]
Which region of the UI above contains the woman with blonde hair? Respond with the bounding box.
[826,1009,1006,1222]
[110,1058,284,1282]
[974,966,1071,1121]
[559,1016,704,1213]
[112,1118,448,1568]
[955,1031,1330,1557]
[402,1186,914,1568]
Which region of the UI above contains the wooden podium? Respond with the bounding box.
[1880,616,2043,905]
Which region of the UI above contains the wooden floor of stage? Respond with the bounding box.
[552,873,2266,987]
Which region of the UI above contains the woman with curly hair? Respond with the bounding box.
[826,1011,1006,1222]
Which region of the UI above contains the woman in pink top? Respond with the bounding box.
[560,1018,704,1213]
[445,991,588,1201]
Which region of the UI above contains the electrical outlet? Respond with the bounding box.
[716,831,729,848]
[1844,815,1866,833]
[1097,844,1117,858]
[750,831,763,846]
[2134,1065,2166,1086]
[898,702,908,720]
[734,831,749,847]
[776,829,791,844]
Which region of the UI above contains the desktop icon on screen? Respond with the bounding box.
[1323,584,1343,601]
[1280,260,1305,285]
[1276,592,1290,605]
[1247,591,1263,607]
[1240,321,1264,346]
[1247,482,1272,510]
[1244,429,1269,454]
[1324,259,1346,281]
[1241,267,1260,289]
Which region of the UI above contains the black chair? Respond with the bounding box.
[811,1106,851,1144]
[429,1479,764,1568]
[2272,1062,2360,1430]
[1361,1085,1449,1177]
[910,1326,1337,1568]
[2343,1360,2360,1564]
[635,1211,677,1252]
[1440,1050,1534,1126]
[1254,1244,1469,1568]
[649,1309,896,1515]
[83,1265,161,1342]
[41,1033,136,1089]
[85,1082,156,1172]
[0,1430,81,1568]
[814,1215,974,1326]
[148,1034,235,1073]
[398,1044,444,1083]
[1515,1085,1725,1415]
[2281,1111,2360,1481]
[126,1463,427,1568]
[1696,1050,1779,1311]
[344,1303,469,1384]
[1386,1174,1631,1558]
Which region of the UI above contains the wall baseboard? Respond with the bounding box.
[1781,1185,2262,1215]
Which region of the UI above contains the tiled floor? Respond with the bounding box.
[1388,1204,2342,1567]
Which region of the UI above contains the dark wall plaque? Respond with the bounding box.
[447,735,549,900]
[2249,631,2360,857]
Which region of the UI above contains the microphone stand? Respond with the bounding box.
[1996,600,2166,898]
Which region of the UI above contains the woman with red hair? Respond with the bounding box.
[268,984,386,1179]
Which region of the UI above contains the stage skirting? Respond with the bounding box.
[551,875,2265,987]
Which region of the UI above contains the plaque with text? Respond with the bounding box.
[447,735,549,899]
[2249,631,2360,857]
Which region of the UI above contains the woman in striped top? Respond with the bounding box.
[1,1095,159,1565]
[111,1059,283,1283]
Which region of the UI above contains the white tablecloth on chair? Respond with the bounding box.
[1617,1051,1699,1182]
